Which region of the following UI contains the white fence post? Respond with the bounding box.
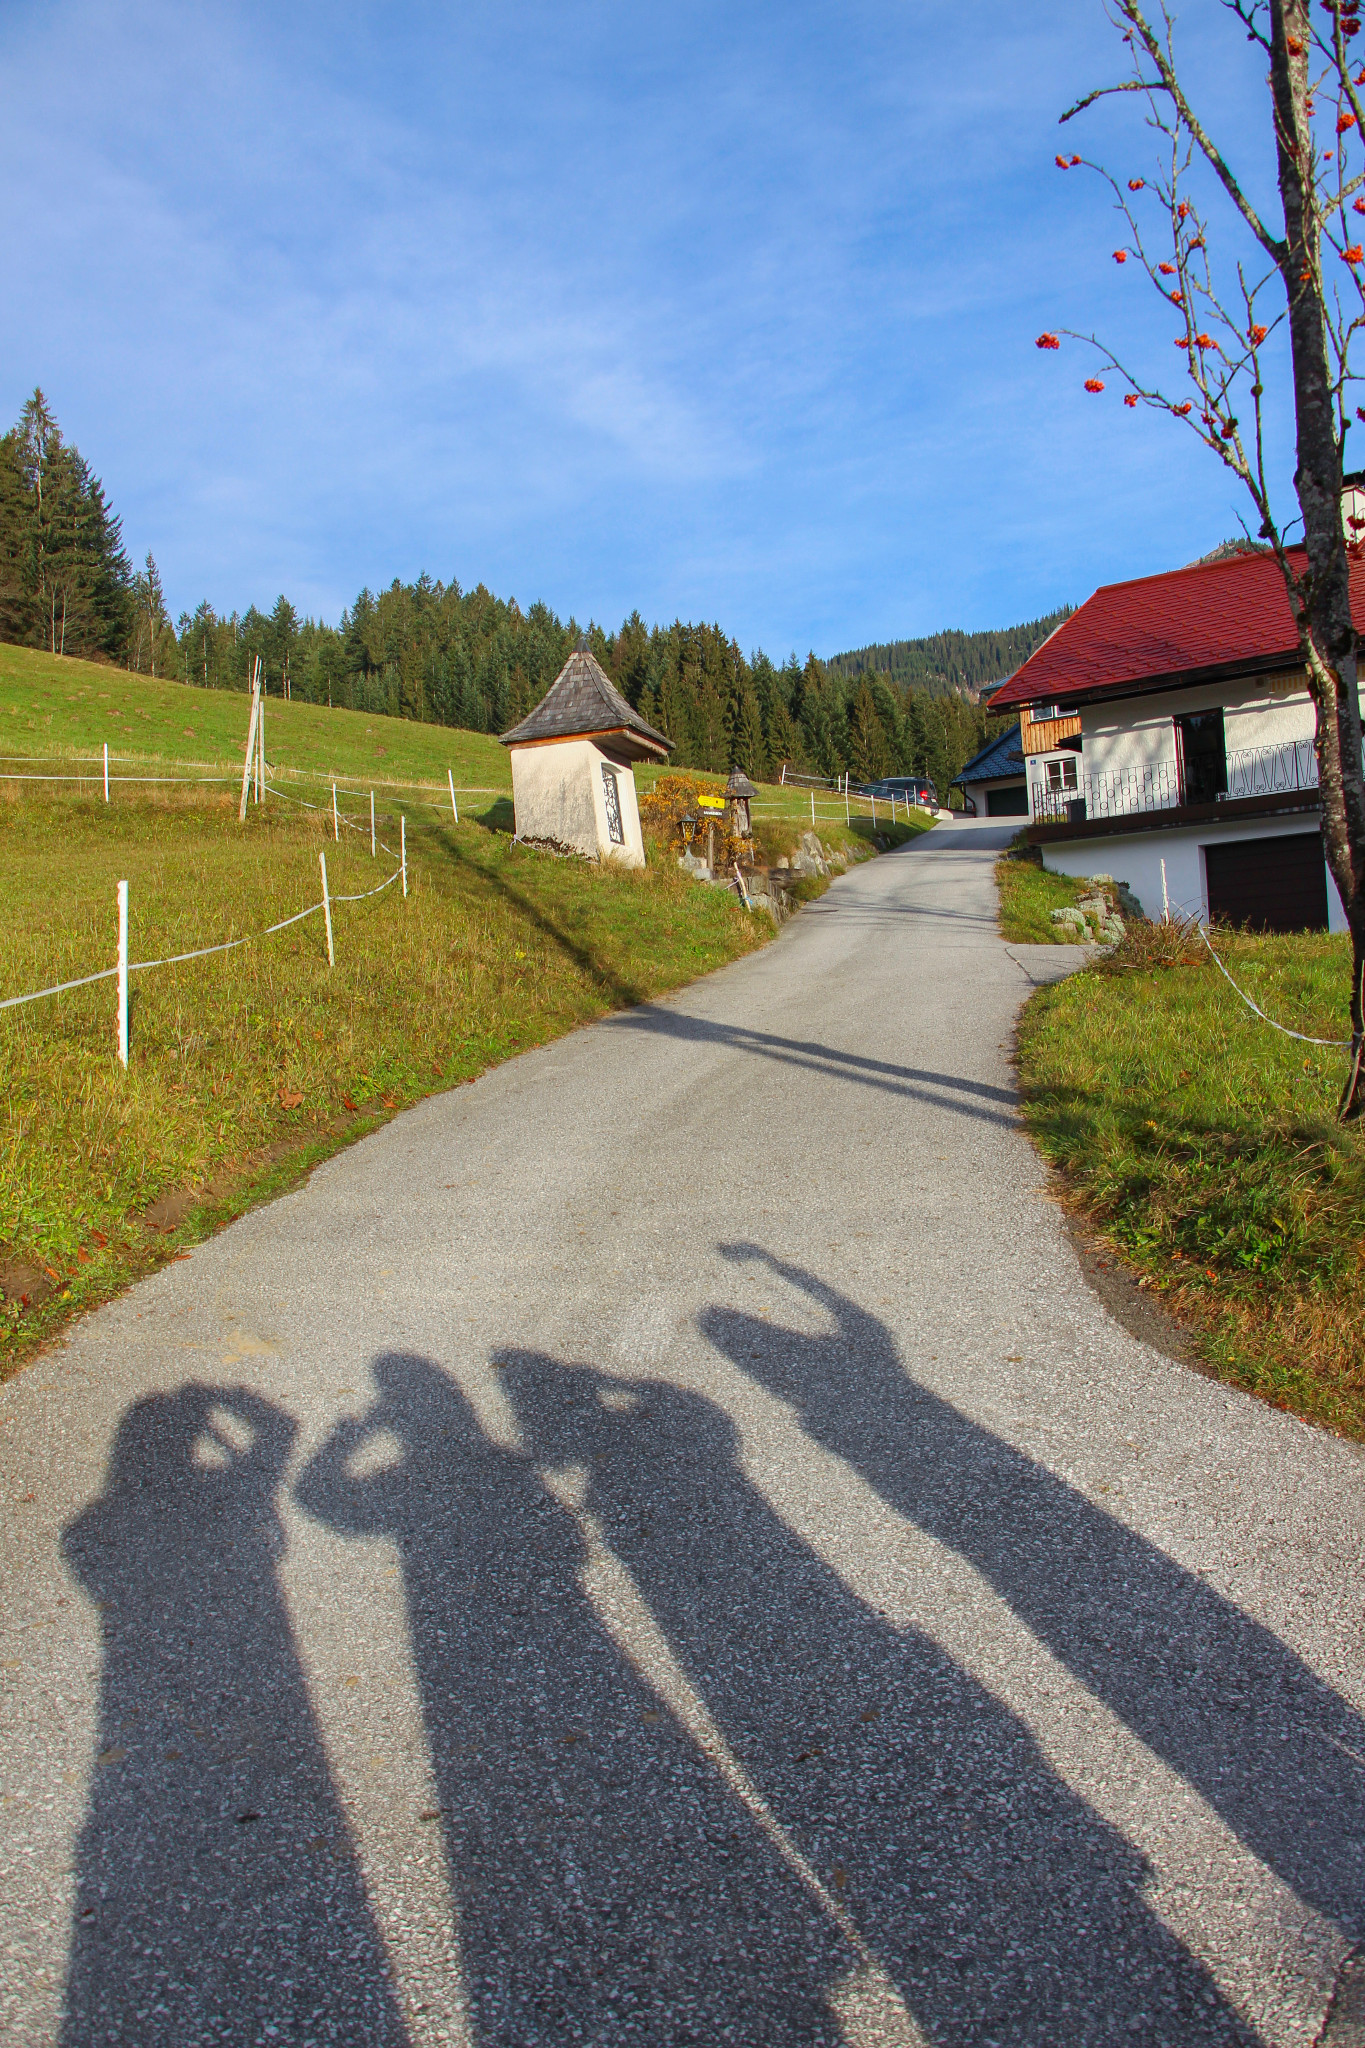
[371,790,376,858]
[257,682,265,802]
[238,658,261,821]
[845,780,850,825]
[871,794,877,826]
[319,852,334,967]
[401,815,407,898]
[116,879,128,1068]
[810,790,815,828]
[448,768,458,823]
[103,742,109,803]
[1161,857,1170,921]
[332,782,339,842]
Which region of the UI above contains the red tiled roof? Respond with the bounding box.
[992,548,1365,711]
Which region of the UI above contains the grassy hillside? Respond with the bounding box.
[0,783,771,1375]
[0,643,511,795]
[1016,927,1363,1437]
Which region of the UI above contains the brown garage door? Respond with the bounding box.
[1204,832,1329,932]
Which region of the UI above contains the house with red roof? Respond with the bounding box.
[988,530,1365,933]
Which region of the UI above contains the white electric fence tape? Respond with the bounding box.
[0,872,401,1014]
[1198,925,1352,1047]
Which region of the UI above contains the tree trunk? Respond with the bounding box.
[1271,0,1365,1113]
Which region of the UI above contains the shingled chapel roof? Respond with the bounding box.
[500,648,672,761]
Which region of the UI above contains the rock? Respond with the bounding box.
[1112,880,1145,920]
[677,850,712,880]
[773,855,790,870]
[1050,906,1087,928]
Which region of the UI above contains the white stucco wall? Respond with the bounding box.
[1040,814,1345,931]
[509,739,647,868]
[1081,670,1322,781]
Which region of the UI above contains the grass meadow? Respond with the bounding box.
[0,641,511,797]
[0,783,771,1373]
[1015,925,1365,1436]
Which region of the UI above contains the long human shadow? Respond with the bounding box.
[295,1354,849,2044]
[604,1008,1019,1124]
[704,1245,1365,1942]
[59,1384,407,2046]
[494,1348,1256,2045]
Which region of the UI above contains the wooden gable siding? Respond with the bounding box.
[1020,709,1082,756]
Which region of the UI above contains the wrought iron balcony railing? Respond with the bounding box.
[1029,735,1326,824]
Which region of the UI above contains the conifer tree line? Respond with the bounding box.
[0,390,1047,793]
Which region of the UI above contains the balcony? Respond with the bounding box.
[1030,736,1323,824]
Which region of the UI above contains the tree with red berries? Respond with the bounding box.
[1050,0,1365,1117]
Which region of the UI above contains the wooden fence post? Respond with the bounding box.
[370,790,375,858]
[116,879,128,1068]
[103,742,109,803]
[332,782,339,842]
[319,852,334,967]
[401,815,407,898]
[448,769,458,824]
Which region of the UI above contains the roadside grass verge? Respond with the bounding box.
[0,785,770,1376]
[1014,924,1365,1436]
[0,641,510,794]
[995,836,1089,942]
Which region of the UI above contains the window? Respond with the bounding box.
[1045,755,1078,792]
[1029,702,1062,723]
[601,765,625,844]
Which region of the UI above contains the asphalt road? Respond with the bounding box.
[3,819,1364,2048]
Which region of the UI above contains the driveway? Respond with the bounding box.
[3,818,1363,2047]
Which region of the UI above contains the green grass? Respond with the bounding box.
[0,642,511,795]
[0,783,771,1375]
[995,837,1089,942]
[1014,925,1365,1436]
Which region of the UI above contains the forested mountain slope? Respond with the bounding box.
[827,613,1071,698]
[0,390,1024,797]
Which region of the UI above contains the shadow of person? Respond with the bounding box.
[60,1384,406,2047]
[703,1245,1365,1950]
[295,1353,848,2045]
[496,1349,1254,2047]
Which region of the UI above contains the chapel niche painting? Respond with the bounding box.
[500,644,671,868]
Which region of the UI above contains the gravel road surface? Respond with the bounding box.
[3,818,1364,2048]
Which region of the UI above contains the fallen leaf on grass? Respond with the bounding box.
[381,1095,397,1109]
[278,1089,304,1109]
[76,1248,90,1264]
[343,1096,359,1112]
[91,1230,108,1248]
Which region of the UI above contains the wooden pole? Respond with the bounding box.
[370,790,375,858]
[844,780,850,825]
[810,790,815,828]
[319,852,334,967]
[238,658,261,821]
[401,815,407,897]
[116,879,128,1068]
[332,782,339,841]
[448,768,458,823]
[103,742,109,803]
[257,679,265,802]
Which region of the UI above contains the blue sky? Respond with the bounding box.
[0,0,1299,656]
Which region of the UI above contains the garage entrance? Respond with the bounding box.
[986,784,1029,817]
[1203,831,1329,932]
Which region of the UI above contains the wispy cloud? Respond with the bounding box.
[0,0,1296,649]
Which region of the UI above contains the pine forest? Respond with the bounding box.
[0,391,1054,795]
